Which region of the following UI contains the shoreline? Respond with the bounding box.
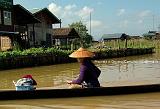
[0,47,155,70]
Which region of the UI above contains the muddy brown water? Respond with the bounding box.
[0,51,160,109]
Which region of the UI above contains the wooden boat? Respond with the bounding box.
[0,84,160,100]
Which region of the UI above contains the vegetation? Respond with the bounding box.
[0,47,154,70]
[0,38,157,69]
[1,39,158,59]
[0,47,75,70]
[69,21,93,48]
[0,47,72,59]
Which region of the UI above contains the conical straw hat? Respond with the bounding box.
[69,47,94,58]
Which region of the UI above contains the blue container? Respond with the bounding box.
[15,85,35,91]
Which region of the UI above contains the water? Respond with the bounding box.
[0,52,160,108]
[0,93,160,109]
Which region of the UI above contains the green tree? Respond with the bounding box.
[69,21,93,48]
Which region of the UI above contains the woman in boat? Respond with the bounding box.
[67,47,101,88]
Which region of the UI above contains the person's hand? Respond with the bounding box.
[67,80,72,84]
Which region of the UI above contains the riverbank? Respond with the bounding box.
[0,47,154,70]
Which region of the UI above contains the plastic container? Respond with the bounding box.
[15,85,35,91]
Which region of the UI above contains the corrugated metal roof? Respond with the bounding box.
[143,33,155,36]
[30,8,42,14]
[53,28,80,39]
[101,33,125,40]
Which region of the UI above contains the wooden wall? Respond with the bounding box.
[0,36,12,51]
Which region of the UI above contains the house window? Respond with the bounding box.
[3,11,12,25]
[55,39,60,45]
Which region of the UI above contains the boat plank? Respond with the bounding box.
[0,84,160,100]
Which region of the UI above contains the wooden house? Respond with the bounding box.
[28,8,61,47]
[0,2,40,51]
[148,31,160,39]
[0,0,14,51]
[13,4,41,49]
[52,28,80,49]
[143,31,160,39]
[0,2,61,50]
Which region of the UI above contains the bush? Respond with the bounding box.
[0,47,73,59]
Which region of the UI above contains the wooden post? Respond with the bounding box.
[26,24,29,48]
[125,38,127,49]
[32,23,35,47]
[118,39,120,49]
[0,36,1,51]
[71,39,74,51]
[60,19,62,28]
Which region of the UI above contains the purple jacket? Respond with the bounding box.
[72,60,101,87]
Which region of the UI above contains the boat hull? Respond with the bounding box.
[0,84,160,100]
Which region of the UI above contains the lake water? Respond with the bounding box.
[0,51,160,109]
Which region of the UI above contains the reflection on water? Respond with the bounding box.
[98,56,160,82]
[0,53,160,108]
